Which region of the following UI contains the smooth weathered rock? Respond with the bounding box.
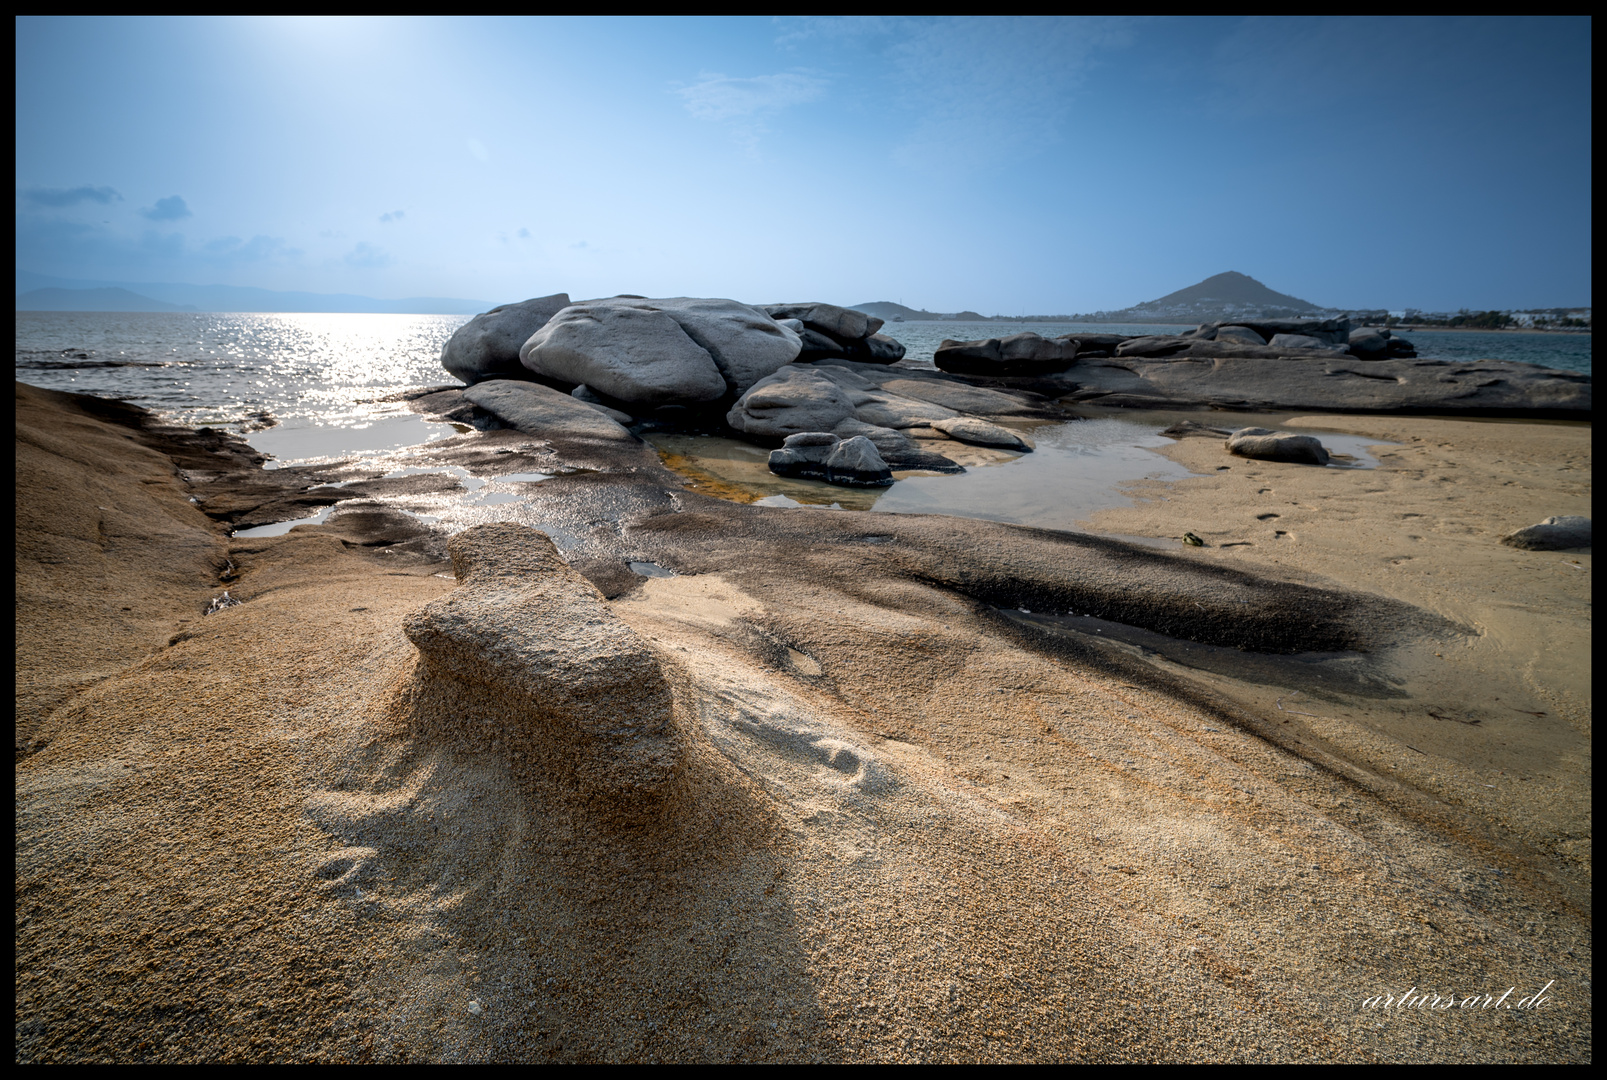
[764,303,882,343]
[402,523,680,809]
[873,377,1053,418]
[1115,336,1194,359]
[826,436,894,486]
[935,333,1075,375]
[766,432,894,486]
[521,303,727,404]
[1501,516,1591,551]
[796,326,849,360]
[1062,356,1591,416]
[862,333,907,363]
[728,366,860,438]
[1347,327,1391,356]
[521,297,801,403]
[1225,427,1331,465]
[618,297,800,393]
[441,293,571,385]
[1269,333,1346,352]
[932,416,1034,451]
[832,417,962,473]
[1216,325,1268,347]
[462,380,636,441]
[569,385,634,424]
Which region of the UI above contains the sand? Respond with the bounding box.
[14,382,1591,1062]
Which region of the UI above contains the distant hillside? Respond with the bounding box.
[1107,271,1326,321]
[15,271,495,314]
[16,287,196,312]
[851,301,945,322]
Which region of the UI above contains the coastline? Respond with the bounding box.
[15,380,1592,1062]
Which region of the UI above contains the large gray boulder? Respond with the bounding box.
[521,304,726,404]
[520,297,801,404]
[630,297,802,393]
[462,379,636,441]
[1501,516,1591,550]
[862,333,907,363]
[934,332,1076,375]
[441,293,571,385]
[402,523,680,812]
[1225,427,1331,465]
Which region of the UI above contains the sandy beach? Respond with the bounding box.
[15,381,1591,1062]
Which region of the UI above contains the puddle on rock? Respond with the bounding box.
[233,505,337,537]
[649,419,1196,531]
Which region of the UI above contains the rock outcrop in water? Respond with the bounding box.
[441,293,572,385]
[402,523,681,813]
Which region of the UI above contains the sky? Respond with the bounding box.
[14,16,1594,313]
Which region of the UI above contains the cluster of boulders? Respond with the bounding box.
[930,318,1418,378]
[440,295,1052,489]
[761,304,906,363]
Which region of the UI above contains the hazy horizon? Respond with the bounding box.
[16,17,1593,313]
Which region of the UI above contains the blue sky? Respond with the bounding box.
[15,16,1593,312]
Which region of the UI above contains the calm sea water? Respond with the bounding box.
[15,311,1591,465]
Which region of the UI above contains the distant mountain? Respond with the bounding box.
[14,270,496,314]
[16,287,197,312]
[850,301,1008,322]
[1105,271,1326,321]
[851,301,944,322]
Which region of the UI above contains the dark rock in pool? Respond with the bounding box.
[1501,516,1591,551]
[768,433,894,487]
[441,293,571,385]
[1225,427,1331,465]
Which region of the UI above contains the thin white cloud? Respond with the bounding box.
[675,72,827,122]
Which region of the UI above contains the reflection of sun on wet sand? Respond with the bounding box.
[15,381,1592,1063]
